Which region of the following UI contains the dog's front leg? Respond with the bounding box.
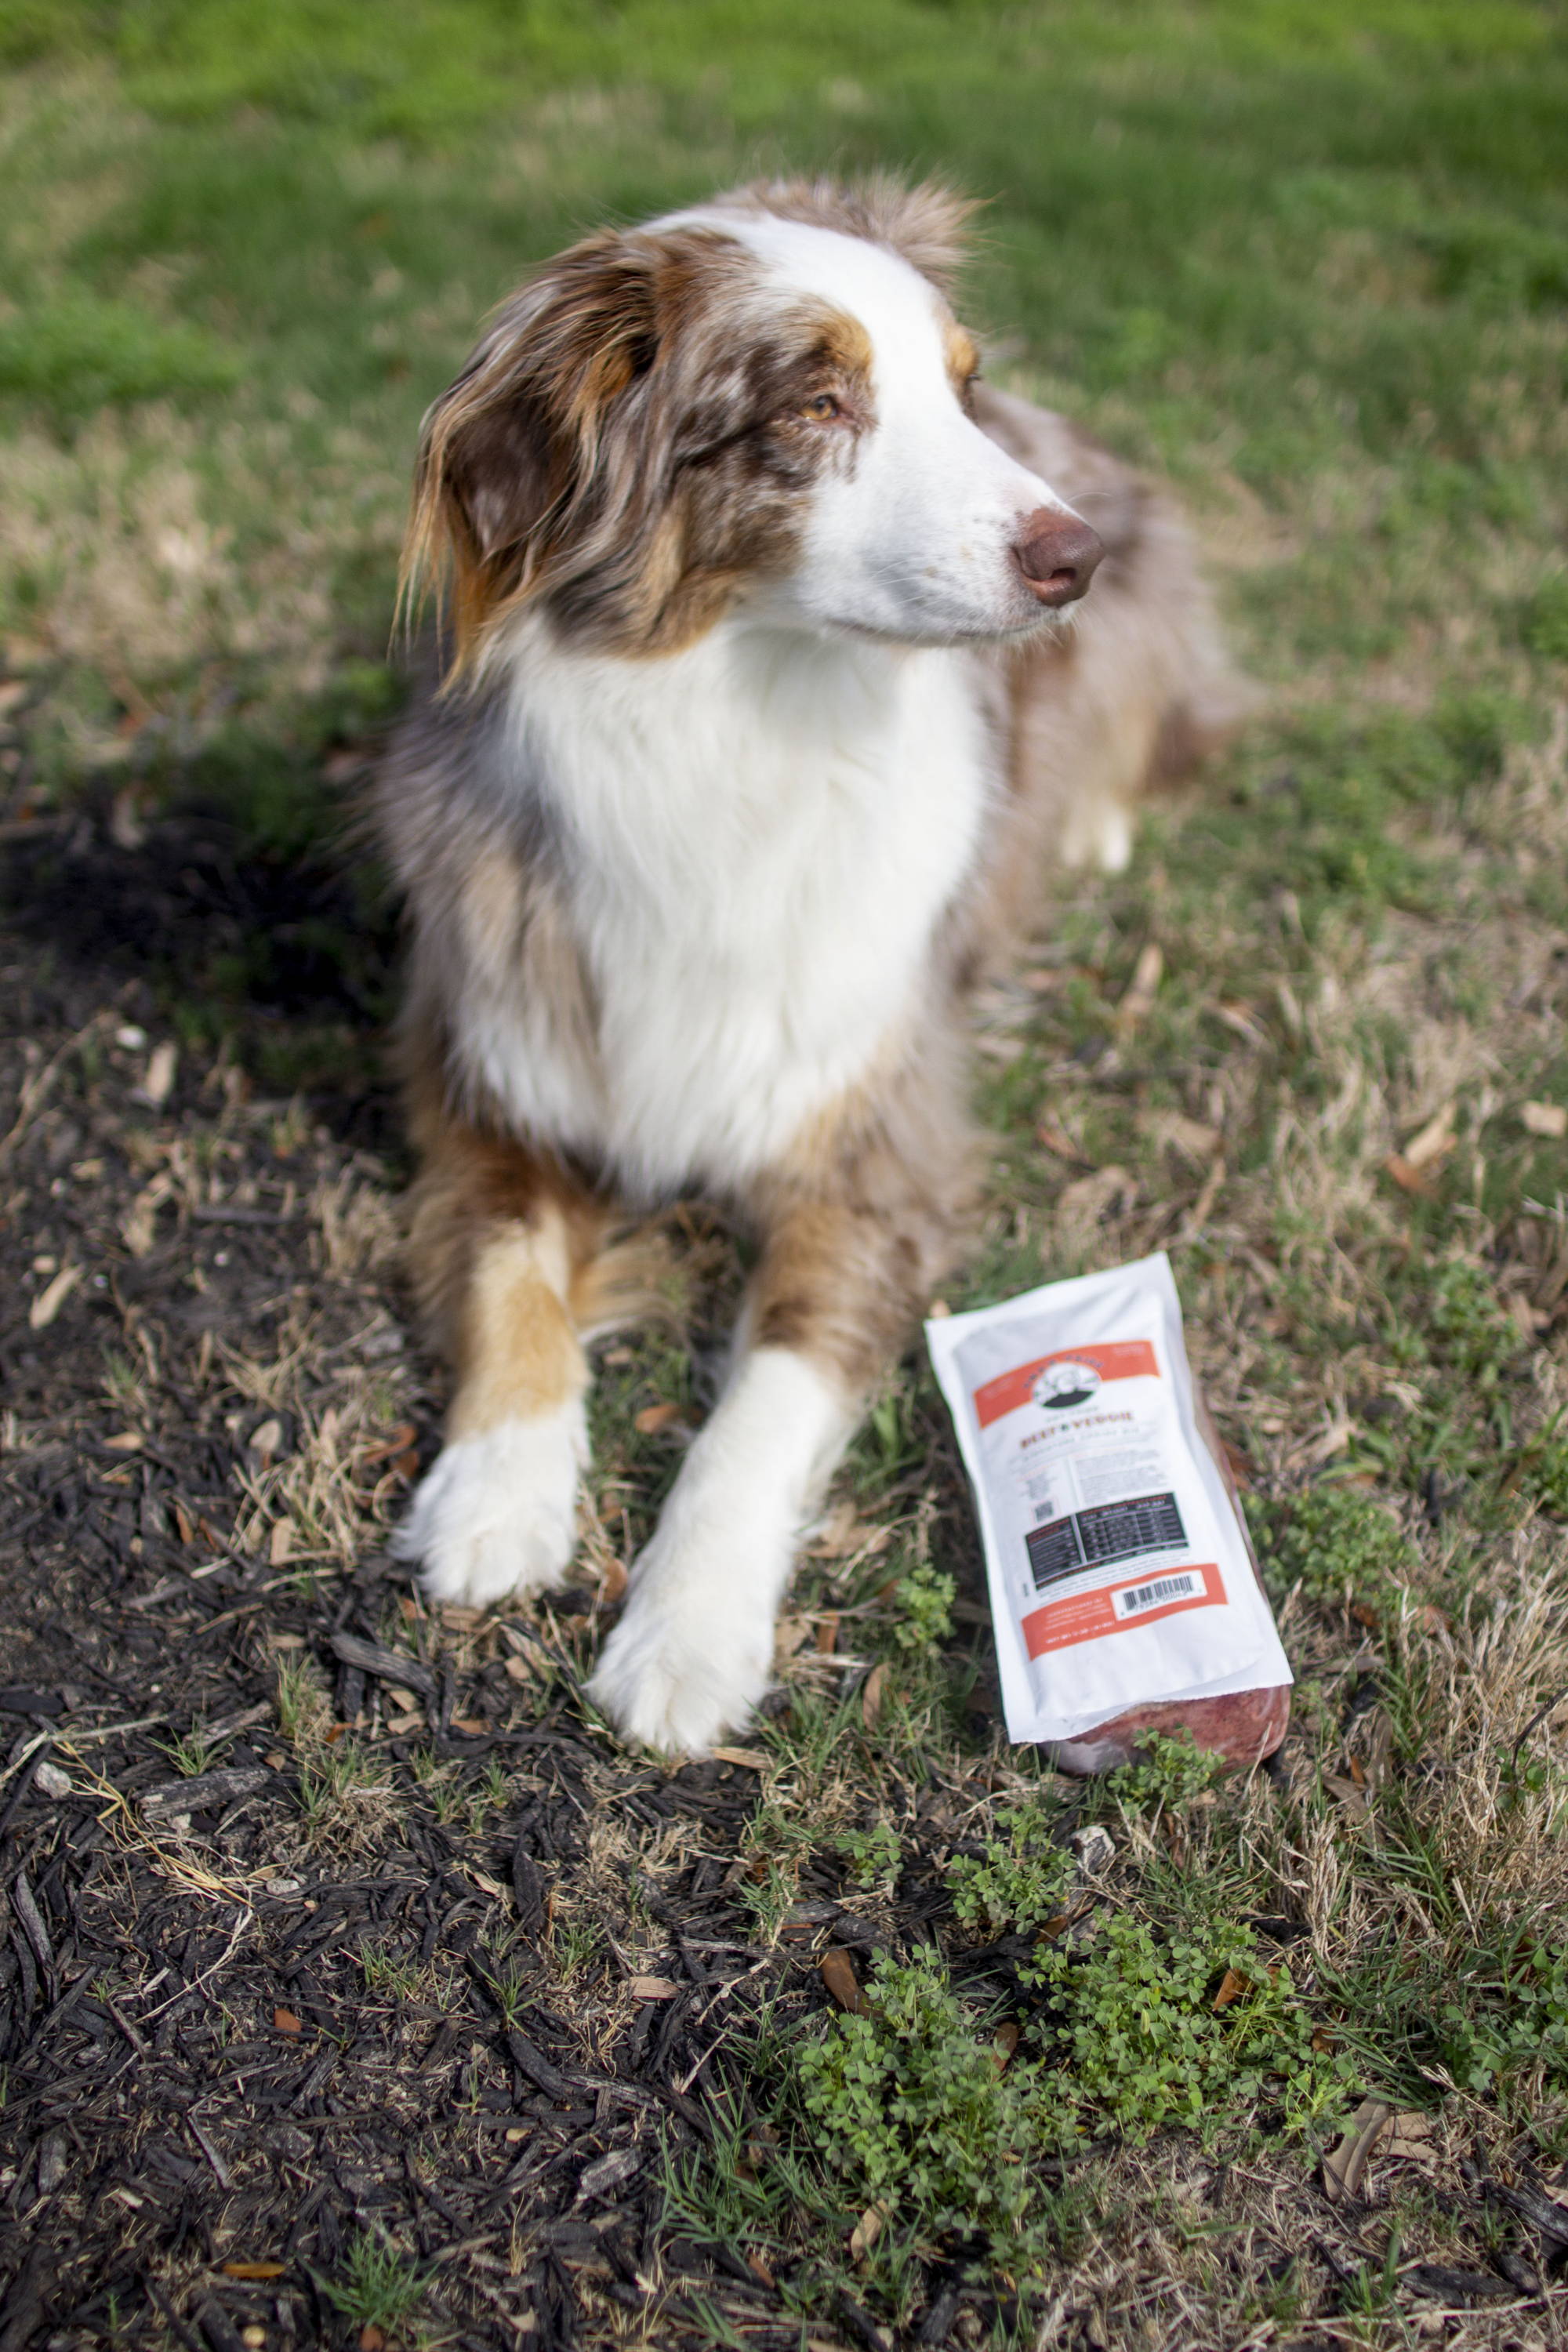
[587,1168,963,1755]
[586,1334,849,1753]
[395,1108,606,1610]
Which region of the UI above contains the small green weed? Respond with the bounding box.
[100,1350,143,1414]
[322,2230,426,2336]
[1439,1944,1568,2094]
[1252,1483,1416,1606]
[735,1802,816,1937]
[550,1918,602,1982]
[947,1795,1073,1937]
[474,1940,532,2028]
[797,1948,1058,2234]
[275,1653,328,1744]
[358,1943,423,2002]
[1514,1413,1568,1518]
[834,1820,903,1896]
[1422,1260,1523,1386]
[1105,1729,1225,1814]
[296,1737,392,1852]
[1320,1932,1568,2112]
[1027,1917,1340,2139]
[153,1724,223,1778]
[1523,574,1568,662]
[891,1555,956,1650]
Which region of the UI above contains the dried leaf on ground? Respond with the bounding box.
[819,1947,864,2013]
[1323,2097,1393,2201]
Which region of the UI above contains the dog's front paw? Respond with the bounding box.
[394,1405,587,1610]
[586,1529,775,1755]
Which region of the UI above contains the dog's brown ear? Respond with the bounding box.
[399,230,664,679]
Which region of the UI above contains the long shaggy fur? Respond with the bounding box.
[376,176,1250,1753]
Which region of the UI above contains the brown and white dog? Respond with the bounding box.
[376,177,1244,1753]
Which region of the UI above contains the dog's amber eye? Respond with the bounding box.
[802,391,843,422]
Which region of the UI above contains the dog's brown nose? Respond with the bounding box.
[1012,508,1104,608]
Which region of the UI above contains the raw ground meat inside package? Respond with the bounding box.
[927,1251,1291,1769]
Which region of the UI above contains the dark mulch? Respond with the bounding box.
[0,802,844,2352]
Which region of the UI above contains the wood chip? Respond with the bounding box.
[221,2263,285,2281]
[710,1746,767,1771]
[1147,1108,1221,1162]
[273,2007,303,2037]
[596,1552,628,1604]
[103,1429,143,1452]
[746,2250,776,2288]
[634,1400,683,1435]
[1383,1152,1436,1199]
[328,1633,436,1701]
[1036,1120,1091,1164]
[1405,2265,1512,2305]
[142,1765,271,1814]
[1115,939,1164,1033]
[141,1040,178,1106]
[819,1947,864,2013]
[28,1263,81,1330]
[629,1975,679,2001]
[806,1499,862,1556]
[848,2200,888,2259]
[1403,1100,1457,1169]
[578,2146,644,2201]
[860,1662,886,1730]
[1323,2096,1392,2201]
[1523,1098,1568,1138]
[359,1421,418,1468]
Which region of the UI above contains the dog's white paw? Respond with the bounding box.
[394,1404,587,1610]
[1062,793,1134,875]
[586,1526,777,1755]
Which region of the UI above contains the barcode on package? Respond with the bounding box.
[1113,1571,1203,1619]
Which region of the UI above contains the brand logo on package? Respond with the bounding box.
[974,1338,1158,1429]
[1032,1359,1101,1410]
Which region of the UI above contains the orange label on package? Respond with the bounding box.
[973,1338,1159,1428]
[1022,1560,1225,1655]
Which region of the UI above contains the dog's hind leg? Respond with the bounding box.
[587,1070,971,1754]
[971,379,1254,898]
[394,1087,611,1610]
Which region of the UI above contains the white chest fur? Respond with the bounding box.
[453,619,994,1197]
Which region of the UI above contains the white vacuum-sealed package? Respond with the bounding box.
[927,1251,1290,1772]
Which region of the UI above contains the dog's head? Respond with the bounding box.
[404,176,1102,675]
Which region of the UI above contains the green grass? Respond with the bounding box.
[321,2230,428,2337]
[4,2,1568,2343]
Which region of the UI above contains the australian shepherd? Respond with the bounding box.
[375,176,1244,1754]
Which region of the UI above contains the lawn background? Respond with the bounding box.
[2,2,1568,2345]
